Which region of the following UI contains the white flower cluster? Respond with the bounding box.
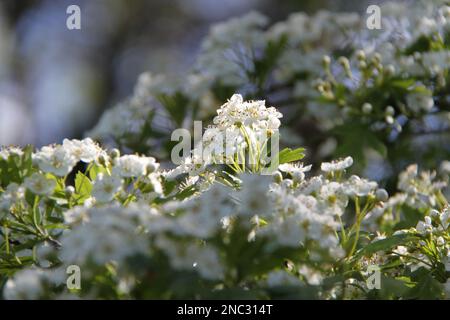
[167,94,281,175]
[197,12,269,86]
[397,164,447,209]
[0,139,163,207]
[0,146,24,160]
[0,138,165,272]
[0,183,25,214]
[87,72,213,149]
[416,207,450,235]
[59,204,150,266]
[269,10,361,82]
[33,138,105,177]
[261,156,381,263]
[213,93,282,131]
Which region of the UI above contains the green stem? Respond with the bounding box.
[32,196,44,235]
[3,224,10,255]
[348,197,362,258]
[337,214,347,244]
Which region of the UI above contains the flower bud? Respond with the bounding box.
[385,106,395,116]
[273,171,283,183]
[375,188,389,202]
[362,103,373,114]
[385,115,394,125]
[384,64,395,76]
[313,79,325,89]
[358,61,367,70]
[339,57,353,78]
[110,148,120,160]
[338,56,350,70]
[356,50,366,61]
[322,55,331,68]
[65,186,75,198]
[373,53,382,64]
[146,162,158,174]
[98,154,108,166]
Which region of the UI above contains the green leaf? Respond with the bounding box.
[406,273,445,299]
[356,233,417,257]
[403,35,433,55]
[390,79,416,90]
[253,35,287,88]
[157,92,190,127]
[75,172,92,201]
[378,275,411,298]
[88,164,107,181]
[173,185,196,201]
[278,147,305,164]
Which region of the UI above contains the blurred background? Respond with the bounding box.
[0,0,384,147]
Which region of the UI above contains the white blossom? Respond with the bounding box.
[24,173,55,196]
[33,145,78,176]
[62,138,103,163]
[278,162,312,182]
[321,156,353,172]
[0,183,25,212]
[92,173,123,203]
[344,175,378,197]
[113,155,158,177]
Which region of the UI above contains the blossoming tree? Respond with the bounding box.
[1,1,450,299]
